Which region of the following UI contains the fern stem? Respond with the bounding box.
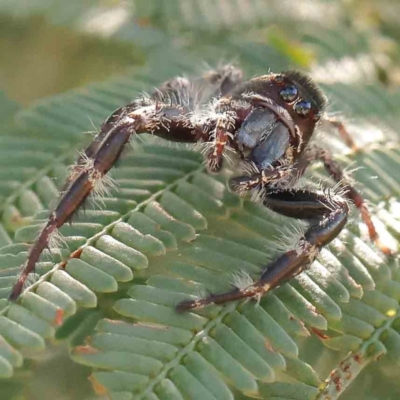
[317,310,399,399]
[137,301,240,399]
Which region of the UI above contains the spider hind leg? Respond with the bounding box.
[177,188,349,311]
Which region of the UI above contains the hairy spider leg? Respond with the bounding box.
[9,120,131,300]
[177,188,349,311]
[59,126,109,193]
[11,67,243,301]
[151,65,245,172]
[151,67,245,172]
[9,101,199,301]
[60,98,155,192]
[152,65,244,109]
[229,163,294,195]
[207,110,237,172]
[201,64,244,97]
[321,117,358,151]
[304,145,393,255]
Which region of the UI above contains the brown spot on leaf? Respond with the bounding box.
[264,340,276,353]
[53,308,64,326]
[88,375,109,396]
[353,354,362,363]
[311,327,329,340]
[73,345,99,355]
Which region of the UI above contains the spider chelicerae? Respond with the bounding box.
[9,65,393,310]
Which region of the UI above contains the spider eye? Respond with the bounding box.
[274,74,285,84]
[294,100,312,117]
[280,86,298,102]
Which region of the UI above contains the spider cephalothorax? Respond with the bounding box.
[9,65,393,309]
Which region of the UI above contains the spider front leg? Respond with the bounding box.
[201,64,244,96]
[9,100,198,301]
[60,97,157,191]
[152,64,243,106]
[177,187,349,312]
[304,145,393,255]
[206,110,237,172]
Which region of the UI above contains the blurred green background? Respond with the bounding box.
[1,0,400,106]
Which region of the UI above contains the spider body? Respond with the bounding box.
[9,65,392,308]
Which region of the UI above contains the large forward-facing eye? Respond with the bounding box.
[294,100,312,117]
[280,85,298,102]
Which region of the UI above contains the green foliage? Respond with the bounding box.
[0,1,400,399]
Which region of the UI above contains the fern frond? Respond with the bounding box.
[0,8,400,397]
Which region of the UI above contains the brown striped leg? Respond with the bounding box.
[305,145,393,255]
[229,162,294,196]
[151,65,243,106]
[203,64,244,96]
[9,102,197,301]
[207,111,237,172]
[322,117,358,151]
[61,98,156,192]
[177,189,349,311]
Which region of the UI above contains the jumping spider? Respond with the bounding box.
[9,65,392,311]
